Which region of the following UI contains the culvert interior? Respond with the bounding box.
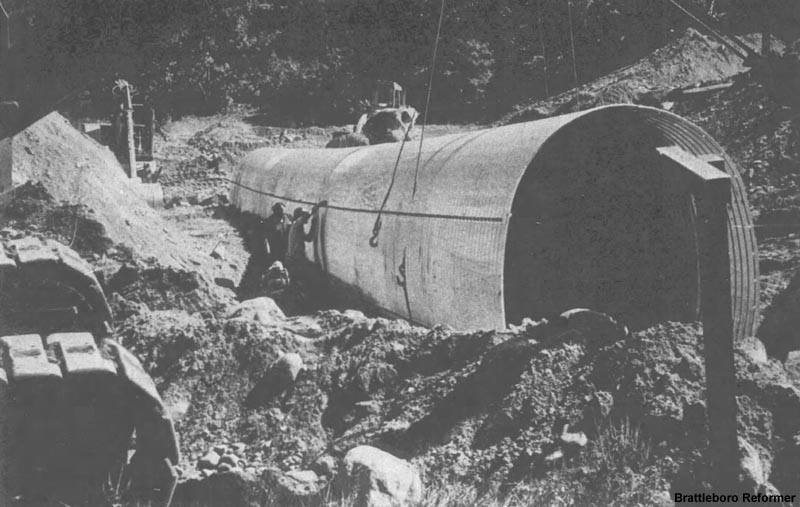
[505,117,700,331]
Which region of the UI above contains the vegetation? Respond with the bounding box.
[5,0,792,124]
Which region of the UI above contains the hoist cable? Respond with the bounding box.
[412,0,447,198]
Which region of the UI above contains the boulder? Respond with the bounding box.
[559,424,589,450]
[340,446,422,507]
[210,244,226,260]
[199,450,221,470]
[274,352,304,383]
[737,336,768,365]
[738,436,767,490]
[220,454,241,469]
[244,352,304,408]
[263,467,325,503]
[162,385,192,422]
[173,470,262,507]
[227,297,285,325]
[559,308,628,345]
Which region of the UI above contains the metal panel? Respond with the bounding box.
[229,105,758,337]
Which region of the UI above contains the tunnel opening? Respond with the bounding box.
[504,113,702,331]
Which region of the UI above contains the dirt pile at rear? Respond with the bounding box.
[503,29,762,123]
[126,304,800,504]
[670,65,800,342]
[156,114,337,203]
[674,80,799,221]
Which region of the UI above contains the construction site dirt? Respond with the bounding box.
[3,2,800,506]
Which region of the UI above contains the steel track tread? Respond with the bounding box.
[0,333,178,507]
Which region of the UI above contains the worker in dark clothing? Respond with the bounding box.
[238,202,291,298]
[263,202,292,264]
[286,207,313,269]
[283,203,326,313]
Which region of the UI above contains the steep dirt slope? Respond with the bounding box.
[502,29,768,124]
[7,112,239,307]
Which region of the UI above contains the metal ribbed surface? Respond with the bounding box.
[230,105,758,338]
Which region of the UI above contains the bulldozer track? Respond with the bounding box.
[0,238,179,507]
[0,334,180,506]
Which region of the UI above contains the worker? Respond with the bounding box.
[263,202,292,264]
[282,204,326,313]
[286,207,313,268]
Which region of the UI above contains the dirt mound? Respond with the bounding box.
[502,29,765,124]
[1,181,113,257]
[118,309,352,470]
[126,304,800,504]
[12,113,183,262]
[8,112,238,310]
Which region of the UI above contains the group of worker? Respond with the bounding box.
[238,199,328,311]
[260,202,317,271]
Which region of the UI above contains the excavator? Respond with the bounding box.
[1,3,179,506]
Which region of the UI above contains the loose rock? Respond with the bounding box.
[199,450,221,470]
[227,296,285,324]
[340,446,423,507]
[263,467,325,504]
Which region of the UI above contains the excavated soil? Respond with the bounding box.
[117,306,800,505]
[4,113,239,320]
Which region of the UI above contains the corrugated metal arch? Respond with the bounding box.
[230,104,758,339]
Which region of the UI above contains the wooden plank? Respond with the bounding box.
[680,81,734,96]
[658,146,730,197]
[660,145,739,493]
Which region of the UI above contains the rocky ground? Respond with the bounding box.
[4,26,800,507]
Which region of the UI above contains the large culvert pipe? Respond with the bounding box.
[230,105,758,339]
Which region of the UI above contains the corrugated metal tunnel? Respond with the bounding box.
[230,105,758,339]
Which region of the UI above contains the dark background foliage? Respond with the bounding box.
[2,0,797,124]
